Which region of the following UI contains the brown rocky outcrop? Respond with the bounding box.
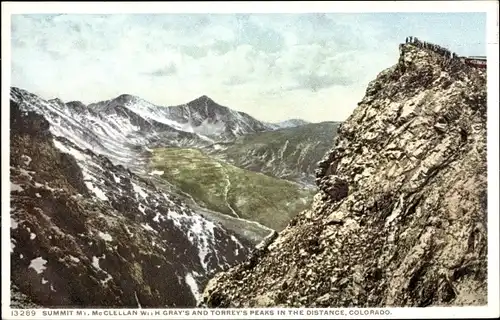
[202,42,487,307]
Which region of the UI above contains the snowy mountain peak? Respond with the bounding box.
[185,95,224,113]
[114,93,139,103]
[191,95,213,103]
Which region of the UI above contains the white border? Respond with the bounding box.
[1,1,499,319]
[0,1,497,13]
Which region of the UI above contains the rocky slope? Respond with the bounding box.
[205,122,341,186]
[202,42,487,307]
[10,100,251,307]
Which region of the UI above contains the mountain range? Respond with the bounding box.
[11,39,484,310]
[9,86,338,307]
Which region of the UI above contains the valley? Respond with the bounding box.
[149,147,314,231]
[9,86,336,307]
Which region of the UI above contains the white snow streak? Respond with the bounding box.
[185,273,201,303]
[134,291,142,308]
[149,170,164,176]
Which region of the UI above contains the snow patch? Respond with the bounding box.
[188,215,216,272]
[53,139,88,161]
[11,218,19,230]
[92,256,101,270]
[125,99,185,132]
[131,182,148,200]
[141,223,157,233]
[185,273,201,303]
[85,181,109,201]
[98,231,113,242]
[29,257,47,274]
[30,233,36,240]
[153,212,164,223]
[101,274,113,285]
[138,204,146,215]
[230,235,243,256]
[18,168,34,178]
[112,173,121,184]
[149,170,164,176]
[194,118,226,136]
[134,291,142,308]
[212,144,225,151]
[11,182,24,192]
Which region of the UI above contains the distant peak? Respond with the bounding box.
[66,100,87,108]
[49,98,65,105]
[286,118,308,123]
[273,118,310,129]
[195,95,214,103]
[114,94,137,102]
[188,95,219,107]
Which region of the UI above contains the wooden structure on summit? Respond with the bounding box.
[461,56,487,69]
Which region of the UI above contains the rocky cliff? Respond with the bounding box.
[202,42,487,307]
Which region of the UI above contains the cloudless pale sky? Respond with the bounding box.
[10,12,487,122]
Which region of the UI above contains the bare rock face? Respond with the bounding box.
[202,42,487,307]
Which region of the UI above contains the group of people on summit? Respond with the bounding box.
[405,36,459,64]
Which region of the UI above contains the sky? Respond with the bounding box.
[10,12,487,122]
